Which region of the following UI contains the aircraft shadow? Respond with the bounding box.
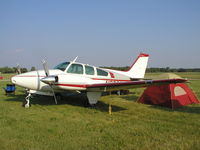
[120,95,139,102]
[4,94,127,112]
[4,94,199,114]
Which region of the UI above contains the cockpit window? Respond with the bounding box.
[97,68,108,76]
[54,62,70,71]
[67,64,83,74]
[85,65,95,75]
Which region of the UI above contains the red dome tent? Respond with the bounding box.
[138,83,199,109]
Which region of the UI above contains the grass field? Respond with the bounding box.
[0,73,200,150]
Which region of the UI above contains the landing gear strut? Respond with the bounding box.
[23,93,32,108]
[85,92,100,107]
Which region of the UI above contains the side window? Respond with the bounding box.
[85,65,95,75]
[97,68,108,76]
[67,64,83,74]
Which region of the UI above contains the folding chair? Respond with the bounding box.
[3,84,16,95]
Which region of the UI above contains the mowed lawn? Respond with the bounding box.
[0,73,199,150]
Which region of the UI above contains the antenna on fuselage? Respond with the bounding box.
[72,56,78,63]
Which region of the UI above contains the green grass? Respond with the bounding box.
[0,73,200,150]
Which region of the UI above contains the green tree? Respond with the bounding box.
[21,68,28,73]
[31,66,36,71]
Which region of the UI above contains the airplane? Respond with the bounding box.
[11,53,187,108]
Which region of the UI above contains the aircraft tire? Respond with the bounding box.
[84,98,90,107]
[84,98,96,108]
[22,100,31,108]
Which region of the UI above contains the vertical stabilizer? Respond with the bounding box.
[125,53,149,79]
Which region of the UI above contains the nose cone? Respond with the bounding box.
[11,76,17,84]
[11,75,25,87]
[10,71,39,90]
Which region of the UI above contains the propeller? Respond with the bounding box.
[41,60,58,104]
[16,64,21,74]
[42,60,49,76]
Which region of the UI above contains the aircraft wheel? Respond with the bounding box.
[90,104,96,108]
[22,100,31,108]
[84,98,90,107]
[25,103,30,108]
[84,99,96,108]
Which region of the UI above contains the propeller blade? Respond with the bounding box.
[42,60,58,104]
[50,86,57,104]
[42,60,49,76]
[16,64,21,74]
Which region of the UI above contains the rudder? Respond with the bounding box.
[125,53,149,79]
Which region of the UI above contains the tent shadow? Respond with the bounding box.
[121,94,200,114]
[4,94,127,112]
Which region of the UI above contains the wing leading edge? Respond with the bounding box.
[86,79,187,92]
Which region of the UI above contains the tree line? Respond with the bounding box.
[0,67,36,74]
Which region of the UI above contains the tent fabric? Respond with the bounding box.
[146,73,182,80]
[157,73,183,79]
[138,83,199,109]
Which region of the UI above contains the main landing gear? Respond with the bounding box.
[84,98,96,108]
[84,92,101,108]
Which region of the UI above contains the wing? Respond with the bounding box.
[86,79,187,92]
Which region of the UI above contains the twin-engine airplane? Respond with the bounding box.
[11,53,186,108]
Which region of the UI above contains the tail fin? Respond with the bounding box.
[125,53,149,79]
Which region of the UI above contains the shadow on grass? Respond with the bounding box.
[120,95,139,102]
[4,94,127,112]
[4,93,199,114]
[121,93,200,114]
[148,104,200,114]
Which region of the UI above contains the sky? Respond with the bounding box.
[0,0,200,69]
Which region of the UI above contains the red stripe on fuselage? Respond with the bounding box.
[54,79,130,88]
[55,84,86,88]
[15,75,46,77]
[91,78,130,82]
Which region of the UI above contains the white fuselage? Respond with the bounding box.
[11,53,149,106]
[11,53,149,96]
[11,66,131,93]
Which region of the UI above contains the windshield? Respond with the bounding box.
[54,62,70,71]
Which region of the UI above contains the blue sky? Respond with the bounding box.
[0,0,200,69]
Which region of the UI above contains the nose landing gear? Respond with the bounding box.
[23,93,32,108]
